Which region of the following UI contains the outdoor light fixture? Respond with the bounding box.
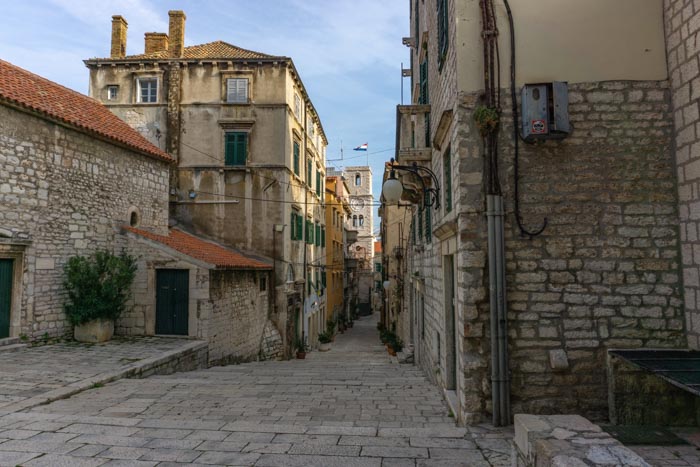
[381,158,440,209]
[383,280,391,290]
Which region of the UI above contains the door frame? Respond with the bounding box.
[153,268,192,336]
[0,245,25,339]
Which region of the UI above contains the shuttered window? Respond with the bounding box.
[444,147,452,213]
[316,170,321,196]
[226,78,248,103]
[437,0,448,70]
[291,211,304,241]
[321,227,326,248]
[224,132,247,166]
[315,224,321,247]
[425,194,432,243]
[307,159,313,188]
[306,220,314,245]
[293,141,300,176]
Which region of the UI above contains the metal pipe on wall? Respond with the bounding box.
[494,195,510,425]
[487,195,500,425]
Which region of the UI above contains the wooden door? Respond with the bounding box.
[0,259,13,339]
[155,269,189,336]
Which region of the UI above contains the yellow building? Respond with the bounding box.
[325,176,352,325]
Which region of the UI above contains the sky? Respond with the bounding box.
[0,0,410,234]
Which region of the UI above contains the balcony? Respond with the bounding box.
[395,105,431,165]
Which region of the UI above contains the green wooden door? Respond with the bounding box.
[0,259,12,339]
[155,269,189,336]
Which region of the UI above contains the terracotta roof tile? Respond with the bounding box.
[119,41,283,61]
[0,59,172,162]
[125,227,272,270]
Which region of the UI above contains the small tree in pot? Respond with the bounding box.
[64,250,136,343]
[318,331,332,351]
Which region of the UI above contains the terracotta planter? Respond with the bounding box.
[74,319,114,343]
[319,342,331,352]
[296,351,306,359]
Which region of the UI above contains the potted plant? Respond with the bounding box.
[318,331,332,352]
[294,338,307,359]
[64,250,136,343]
[326,319,337,341]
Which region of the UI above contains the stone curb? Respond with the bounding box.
[0,340,208,414]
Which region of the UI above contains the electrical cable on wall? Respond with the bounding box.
[503,0,547,237]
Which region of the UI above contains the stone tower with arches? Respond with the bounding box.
[345,166,375,261]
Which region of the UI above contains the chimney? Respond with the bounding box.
[110,15,128,59]
[168,10,186,58]
[145,32,169,54]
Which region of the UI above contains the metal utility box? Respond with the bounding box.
[521,82,570,142]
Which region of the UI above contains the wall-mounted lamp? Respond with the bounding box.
[188,189,197,199]
[381,158,440,209]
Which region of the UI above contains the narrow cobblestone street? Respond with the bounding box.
[0,314,512,466]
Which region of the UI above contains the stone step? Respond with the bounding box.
[0,343,27,353]
[0,337,21,347]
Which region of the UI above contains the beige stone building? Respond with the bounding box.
[325,176,352,324]
[85,11,328,354]
[390,0,686,425]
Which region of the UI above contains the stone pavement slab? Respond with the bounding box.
[0,314,513,466]
[0,337,206,413]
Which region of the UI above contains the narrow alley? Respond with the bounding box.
[0,315,511,466]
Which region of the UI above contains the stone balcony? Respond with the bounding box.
[395,104,431,166]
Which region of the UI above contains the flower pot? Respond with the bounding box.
[319,342,331,352]
[389,348,397,356]
[74,319,114,343]
[296,351,306,359]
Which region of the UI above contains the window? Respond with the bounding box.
[315,223,321,247]
[425,194,432,243]
[375,263,382,273]
[419,57,430,147]
[260,276,267,292]
[316,170,321,196]
[290,211,303,241]
[226,78,248,103]
[137,78,157,103]
[107,86,118,101]
[224,132,247,166]
[306,220,314,245]
[353,215,358,227]
[287,265,295,283]
[414,0,420,41]
[293,141,300,176]
[307,158,313,187]
[294,93,301,120]
[443,147,452,213]
[355,174,362,186]
[437,0,449,70]
[321,227,325,248]
[359,215,364,227]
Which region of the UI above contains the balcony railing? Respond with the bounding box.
[395,105,431,165]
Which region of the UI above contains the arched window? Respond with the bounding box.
[355,173,361,186]
[286,265,295,283]
[359,215,364,226]
[353,215,358,227]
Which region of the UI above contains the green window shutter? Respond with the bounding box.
[419,59,428,105]
[293,142,300,175]
[297,214,303,240]
[315,224,320,247]
[425,194,432,243]
[437,0,448,69]
[307,160,313,187]
[322,271,326,289]
[290,212,296,240]
[444,148,452,213]
[225,132,247,166]
[316,170,321,196]
[321,228,325,248]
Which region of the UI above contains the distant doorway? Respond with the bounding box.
[156,269,189,335]
[0,259,12,339]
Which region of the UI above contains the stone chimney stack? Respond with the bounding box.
[110,15,128,59]
[145,32,169,54]
[168,10,186,58]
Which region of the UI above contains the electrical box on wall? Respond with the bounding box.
[521,82,570,142]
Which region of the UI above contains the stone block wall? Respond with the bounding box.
[500,81,685,419]
[665,0,700,348]
[0,104,170,340]
[208,269,272,365]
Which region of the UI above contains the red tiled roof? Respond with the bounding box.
[0,59,172,163]
[124,227,272,270]
[109,41,282,61]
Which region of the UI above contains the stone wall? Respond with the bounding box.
[501,81,685,419]
[665,0,700,349]
[0,104,170,340]
[208,269,272,364]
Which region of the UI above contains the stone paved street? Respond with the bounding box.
[0,337,206,413]
[0,314,512,466]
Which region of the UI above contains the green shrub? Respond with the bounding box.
[326,319,337,336]
[63,250,137,326]
[318,331,332,344]
[294,337,307,353]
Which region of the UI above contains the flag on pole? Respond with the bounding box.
[353,143,368,151]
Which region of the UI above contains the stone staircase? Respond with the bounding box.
[0,337,27,353]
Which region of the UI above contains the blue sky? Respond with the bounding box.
[0,0,410,233]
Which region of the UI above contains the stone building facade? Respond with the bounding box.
[325,176,352,323]
[345,166,376,258]
[390,0,684,424]
[85,10,329,354]
[0,58,171,340]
